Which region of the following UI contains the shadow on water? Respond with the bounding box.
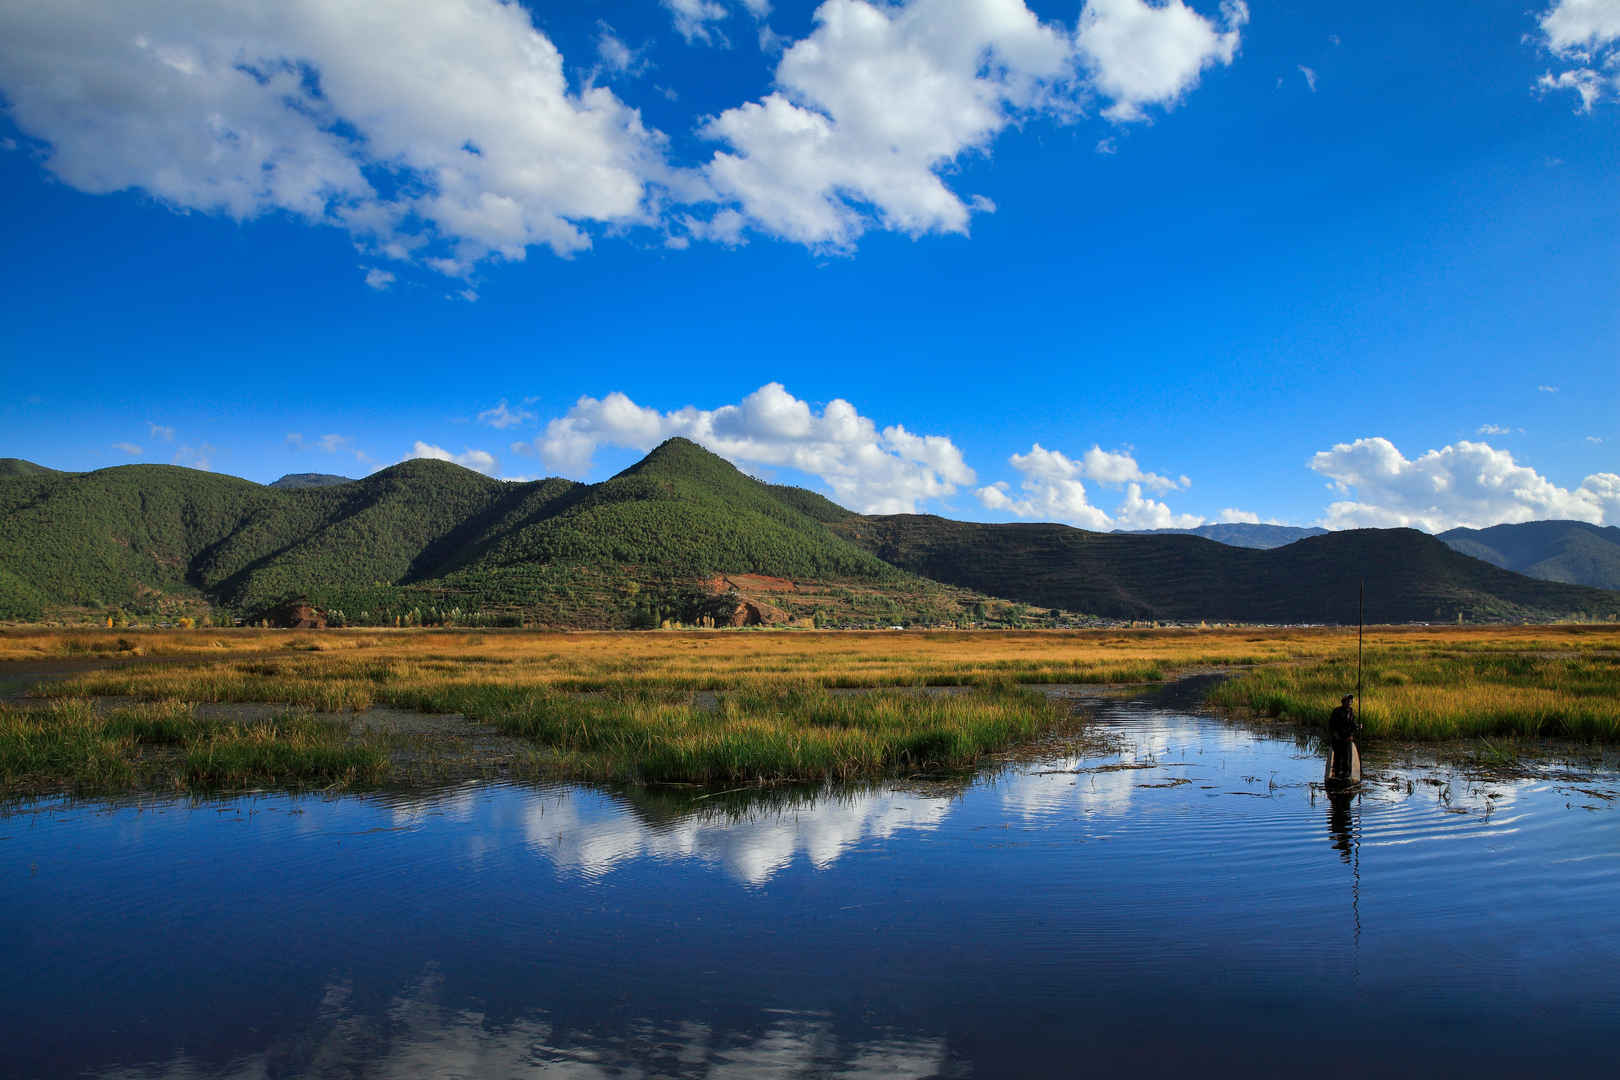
[2,675,1617,1079]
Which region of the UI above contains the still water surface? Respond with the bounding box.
[4,680,1617,1078]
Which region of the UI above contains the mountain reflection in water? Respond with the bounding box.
[4,679,1617,1079]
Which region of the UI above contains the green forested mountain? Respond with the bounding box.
[1439,521,1620,592]
[2,442,1617,626]
[830,515,1620,623]
[0,458,66,479]
[0,443,944,626]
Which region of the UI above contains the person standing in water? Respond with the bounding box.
[1328,693,1359,780]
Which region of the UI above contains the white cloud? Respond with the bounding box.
[1096,136,1118,154]
[1588,435,1605,444]
[112,441,142,456]
[525,382,974,514]
[1477,423,1511,435]
[363,267,396,291]
[1539,384,1560,392]
[1298,64,1317,92]
[594,23,646,78]
[1309,436,1620,530]
[477,399,535,430]
[407,441,497,476]
[1217,507,1260,523]
[1535,1,1620,111]
[173,443,215,470]
[664,0,732,44]
[147,422,175,441]
[1541,0,1620,51]
[974,442,1200,530]
[696,0,1077,249]
[0,1,675,276]
[287,432,351,453]
[1077,0,1249,122]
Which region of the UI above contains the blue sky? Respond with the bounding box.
[1,0,1615,532]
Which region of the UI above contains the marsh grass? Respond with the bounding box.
[183,710,387,788]
[7,625,1620,793]
[1212,647,1620,740]
[0,698,387,795]
[497,684,1073,784]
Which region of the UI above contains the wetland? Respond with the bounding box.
[2,627,1617,1076]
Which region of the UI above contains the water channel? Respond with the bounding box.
[3,678,1617,1077]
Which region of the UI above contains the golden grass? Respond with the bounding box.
[4,625,1619,795]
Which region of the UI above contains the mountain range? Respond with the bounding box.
[1,443,1616,627]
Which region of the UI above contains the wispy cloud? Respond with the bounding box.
[1538,384,1560,393]
[172,444,214,470]
[1477,423,1510,435]
[1298,64,1317,92]
[147,422,175,441]
[112,441,142,455]
[363,267,396,291]
[477,399,536,430]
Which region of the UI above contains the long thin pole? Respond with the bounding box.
[1357,579,1364,701]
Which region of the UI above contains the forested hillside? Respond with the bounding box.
[831,515,1620,624]
[3,440,1616,627]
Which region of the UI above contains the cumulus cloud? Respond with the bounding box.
[692,0,1246,248]
[1535,1,1620,111]
[363,267,396,291]
[1077,0,1249,122]
[1309,436,1620,530]
[477,399,536,430]
[523,383,974,514]
[0,1,675,276]
[696,0,1076,249]
[112,441,142,456]
[407,441,497,476]
[974,442,1200,530]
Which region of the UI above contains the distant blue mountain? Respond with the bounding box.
[268,473,355,490]
[1124,523,1329,549]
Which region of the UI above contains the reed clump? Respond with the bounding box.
[1211,648,1620,740]
[0,698,387,795]
[471,683,1073,784]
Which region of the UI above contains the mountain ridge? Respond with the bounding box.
[2,442,1617,626]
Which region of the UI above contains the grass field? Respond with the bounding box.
[2,625,1618,794]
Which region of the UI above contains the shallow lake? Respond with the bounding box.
[4,679,1618,1078]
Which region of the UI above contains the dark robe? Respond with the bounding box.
[1328,702,1358,780]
